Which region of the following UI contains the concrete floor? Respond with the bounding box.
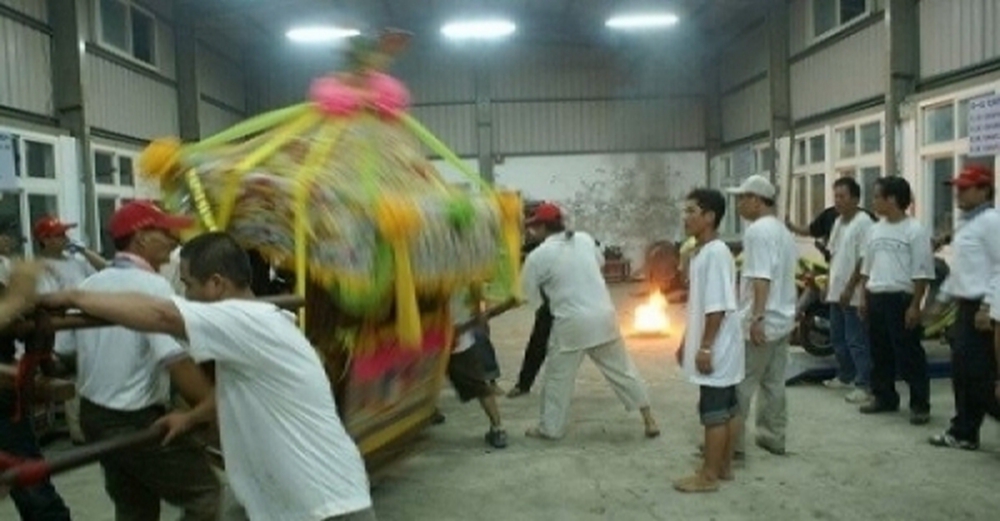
[5,283,1000,520]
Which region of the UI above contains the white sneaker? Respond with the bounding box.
[823,379,851,389]
[845,388,872,404]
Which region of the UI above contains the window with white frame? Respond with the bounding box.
[793,133,828,227]
[919,89,998,237]
[812,0,870,40]
[92,147,140,257]
[709,153,743,238]
[96,0,157,67]
[0,132,63,256]
[834,117,884,210]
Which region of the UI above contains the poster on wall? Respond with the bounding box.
[0,133,17,192]
[967,94,1000,157]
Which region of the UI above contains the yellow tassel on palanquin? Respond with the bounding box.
[375,197,424,349]
[139,137,183,185]
[495,191,524,299]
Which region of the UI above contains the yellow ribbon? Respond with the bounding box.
[292,121,348,330]
[494,191,524,299]
[216,111,324,230]
[184,168,218,232]
[375,197,423,349]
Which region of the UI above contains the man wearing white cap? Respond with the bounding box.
[727,175,798,457]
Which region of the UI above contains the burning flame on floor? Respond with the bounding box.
[633,291,669,336]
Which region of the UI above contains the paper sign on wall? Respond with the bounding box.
[0,133,17,192]
[967,94,1000,157]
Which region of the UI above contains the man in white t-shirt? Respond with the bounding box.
[726,175,798,457]
[59,201,221,520]
[521,203,659,440]
[673,189,744,493]
[823,177,875,404]
[858,176,934,424]
[928,165,1000,449]
[41,232,374,521]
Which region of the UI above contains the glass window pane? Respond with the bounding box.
[99,0,128,51]
[810,135,825,163]
[131,9,156,65]
[95,152,115,184]
[840,0,868,24]
[797,139,807,166]
[923,103,955,144]
[813,0,838,36]
[810,173,826,217]
[838,127,856,158]
[0,195,24,258]
[839,168,857,179]
[119,156,134,186]
[98,197,119,258]
[859,166,881,210]
[927,157,955,236]
[796,176,809,225]
[25,141,55,179]
[859,122,881,154]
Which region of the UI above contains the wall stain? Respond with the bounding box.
[551,154,689,270]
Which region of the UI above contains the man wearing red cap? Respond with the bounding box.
[520,202,659,440]
[33,216,107,445]
[57,201,221,520]
[928,165,1000,450]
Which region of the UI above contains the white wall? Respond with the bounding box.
[434,152,706,269]
[921,0,1000,79]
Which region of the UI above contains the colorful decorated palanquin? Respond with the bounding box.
[136,31,523,462]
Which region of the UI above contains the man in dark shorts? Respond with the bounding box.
[674,189,744,493]
[449,291,507,448]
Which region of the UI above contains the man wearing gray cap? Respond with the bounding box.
[727,175,798,457]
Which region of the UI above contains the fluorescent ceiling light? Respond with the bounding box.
[605,13,680,30]
[441,19,516,40]
[286,26,361,43]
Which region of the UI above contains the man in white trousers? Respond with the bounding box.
[521,202,659,440]
[727,175,798,457]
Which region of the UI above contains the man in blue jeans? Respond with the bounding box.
[823,177,875,404]
[0,262,72,519]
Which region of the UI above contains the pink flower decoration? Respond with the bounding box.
[310,76,363,116]
[367,72,410,118]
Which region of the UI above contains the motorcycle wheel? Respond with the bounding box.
[800,309,834,357]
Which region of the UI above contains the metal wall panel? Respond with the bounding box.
[789,0,810,56]
[721,79,769,143]
[393,51,476,105]
[488,45,703,101]
[85,54,178,139]
[409,104,476,156]
[0,17,53,115]
[198,43,245,111]
[720,23,768,92]
[790,21,885,120]
[494,98,704,154]
[920,0,1000,78]
[0,0,47,21]
[199,100,242,137]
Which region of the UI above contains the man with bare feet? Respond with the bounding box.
[674,189,744,493]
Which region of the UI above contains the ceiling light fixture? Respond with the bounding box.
[605,13,680,30]
[441,19,516,40]
[286,26,361,43]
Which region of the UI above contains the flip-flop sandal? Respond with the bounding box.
[525,427,558,440]
[672,475,720,493]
